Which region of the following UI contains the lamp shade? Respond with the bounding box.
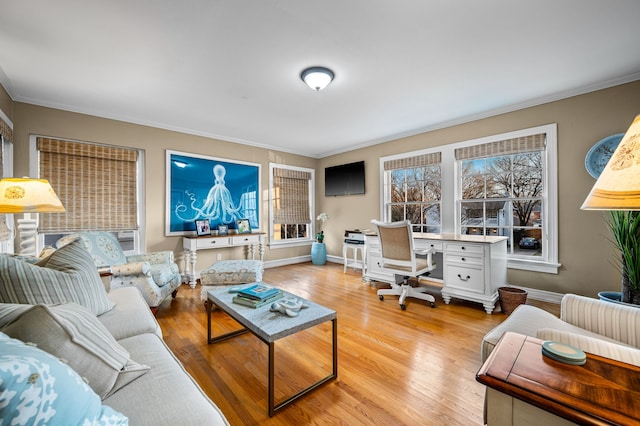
[582,114,640,210]
[0,178,66,213]
[300,67,334,91]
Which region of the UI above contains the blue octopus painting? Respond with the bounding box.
[168,152,260,234]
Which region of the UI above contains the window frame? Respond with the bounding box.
[268,163,315,248]
[380,123,559,273]
[30,135,146,255]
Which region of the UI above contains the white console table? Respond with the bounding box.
[182,232,265,287]
[364,233,507,314]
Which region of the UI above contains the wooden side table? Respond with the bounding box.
[476,332,640,425]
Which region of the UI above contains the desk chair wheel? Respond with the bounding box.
[400,304,406,310]
[379,295,384,301]
[430,302,435,308]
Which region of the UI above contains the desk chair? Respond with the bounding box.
[371,220,436,310]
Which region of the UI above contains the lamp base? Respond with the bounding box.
[17,215,37,256]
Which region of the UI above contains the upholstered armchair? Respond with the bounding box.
[55,231,181,311]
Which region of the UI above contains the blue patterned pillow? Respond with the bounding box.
[56,232,128,268]
[0,332,128,425]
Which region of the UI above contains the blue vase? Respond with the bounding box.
[311,242,327,265]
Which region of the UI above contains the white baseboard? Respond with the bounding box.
[506,285,563,304]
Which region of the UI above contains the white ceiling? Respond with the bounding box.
[1,1,640,158]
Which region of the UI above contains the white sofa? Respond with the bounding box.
[481,293,640,364]
[0,237,228,424]
[480,293,640,426]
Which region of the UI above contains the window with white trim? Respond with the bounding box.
[269,163,315,246]
[381,124,558,273]
[33,136,144,255]
[382,152,442,233]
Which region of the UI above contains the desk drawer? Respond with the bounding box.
[231,234,261,245]
[445,253,483,266]
[416,239,443,251]
[444,242,483,255]
[445,264,484,293]
[196,237,231,249]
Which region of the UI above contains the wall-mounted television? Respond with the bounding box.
[325,161,365,196]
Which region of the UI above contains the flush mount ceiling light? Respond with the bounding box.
[300,66,334,91]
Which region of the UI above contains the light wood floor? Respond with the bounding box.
[155,262,559,426]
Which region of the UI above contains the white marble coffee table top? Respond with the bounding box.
[207,284,336,342]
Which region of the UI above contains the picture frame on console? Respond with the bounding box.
[217,224,228,235]
[195,219,211,236]
[165,150,261,236]
[236,218,251,234]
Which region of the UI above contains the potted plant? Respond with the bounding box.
[603,210,640,305]
[311,213,329,265]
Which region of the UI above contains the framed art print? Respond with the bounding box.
[195,219,211,236]
[166,150,261,236]
[236,218,251,234]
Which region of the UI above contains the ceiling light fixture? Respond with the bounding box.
[300,66,334,91]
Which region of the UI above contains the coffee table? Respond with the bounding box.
[206,285,338,416]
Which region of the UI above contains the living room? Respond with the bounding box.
[2,2,640,425]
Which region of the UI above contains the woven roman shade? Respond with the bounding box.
[0,116,12,144]
[272,167,311,224]
[454,133,547,160]
[37,137,139,233]
[384,152,441,171]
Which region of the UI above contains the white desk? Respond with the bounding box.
[182,232,265,287]
[364,233,508,314]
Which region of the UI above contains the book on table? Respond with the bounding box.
[232,292,284,308]
[237,284,281,301]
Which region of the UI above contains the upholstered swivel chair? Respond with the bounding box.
[371,220,436,310]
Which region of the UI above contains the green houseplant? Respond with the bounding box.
[608,211,640,305]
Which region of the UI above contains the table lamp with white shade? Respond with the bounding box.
[0,177,65,256]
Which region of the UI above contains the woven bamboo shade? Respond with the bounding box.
[454,133,546,160]
[272,167,311,224]
[37,137,139,233]
[0,116,12,144]
[384,152,441,171]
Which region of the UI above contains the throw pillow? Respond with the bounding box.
[0,332,128,425]
[2,303,150,399]
[56,231,128,268]
[0,237,114,315]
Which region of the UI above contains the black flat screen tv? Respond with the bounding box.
[325,161,365,196]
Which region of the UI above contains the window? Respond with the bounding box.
[33,136,144,254]
[382,152,442,233]
[0,111,13,253]
[269,164,314,246]
[380,124,558,273]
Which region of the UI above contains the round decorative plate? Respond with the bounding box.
[585,133,624,179]
[541,341,586,365]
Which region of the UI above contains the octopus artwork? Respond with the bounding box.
[174,164,244,225]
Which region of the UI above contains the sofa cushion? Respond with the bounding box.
[57,231,128,268]
[100,287,162,340]
[0,238,114,315]
[0,332,128,425]
[2,303,149,399]
[104,333,229,425]
[536,328,640,366]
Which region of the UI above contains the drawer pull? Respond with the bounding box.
[461,257,466,262]
[457,274,471,281]
[461,246,466,250]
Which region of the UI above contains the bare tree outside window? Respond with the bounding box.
[461,152,543,257]
[386,165,441,233]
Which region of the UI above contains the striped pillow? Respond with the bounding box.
[2,303,149,399]
[0,238,114,315]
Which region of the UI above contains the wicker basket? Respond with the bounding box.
[498,287,527,315]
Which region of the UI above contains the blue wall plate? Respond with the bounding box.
[585,133,624,179]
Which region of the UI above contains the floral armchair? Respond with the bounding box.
[55,231,181,311]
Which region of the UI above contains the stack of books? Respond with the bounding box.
[232,284,283,308]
